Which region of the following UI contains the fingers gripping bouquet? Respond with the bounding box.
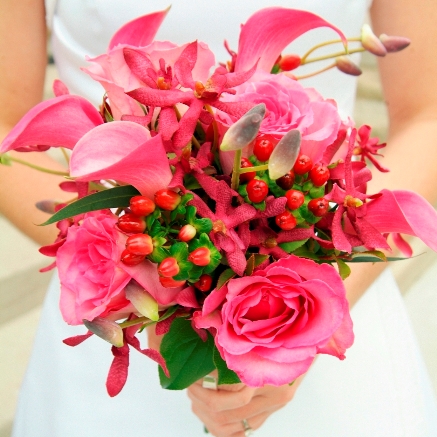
[1,7,435,395]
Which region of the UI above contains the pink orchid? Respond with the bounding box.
[325,129,389,252]
[188,173,257,275]
[0,95,103,153]
[69,121,172,198]
[234,7,347,73]
[354,124,389,172]
[126,41,258,153]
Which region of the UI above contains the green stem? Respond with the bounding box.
[7,155,69,176]
[60,147,70,166]
[302,47,365,65]
[119,317,151,329]
[294,62,336,80]
[300,37,361,63]
[240,163,269,173]
[231,149,242,191]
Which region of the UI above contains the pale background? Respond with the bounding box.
[0,53,436,437]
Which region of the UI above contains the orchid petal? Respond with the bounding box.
[0,95,102,153]
[174,41,198,89]
[127,87,192,107]
[70,121,172,197]
[108,7,170,49]
[235,7,347,72]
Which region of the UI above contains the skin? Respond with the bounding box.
[1,0,437,436]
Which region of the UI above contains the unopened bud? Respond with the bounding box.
[188,247,211,266]
[335,56,362,76]
[361,24,387,56]
[220,104,266,152]
[379,34,411,52]
[268,130,301,180]
[83,318,124,347]
[35,199,58,214]
[278,54,301,71]
[125,281,159,321]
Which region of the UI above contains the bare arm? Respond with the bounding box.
[345,0,437,307]
[0,0,68,245]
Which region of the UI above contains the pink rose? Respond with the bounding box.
[57,211,133,325]
[219,72,341,164]
[196,255,353,387]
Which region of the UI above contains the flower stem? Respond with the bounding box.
[294,62,336,80]
[302,47,365,65]
[7,155,69,176]
[240,163,269,173]
[300,37,361,63]
[60,147,70,166]
[231,149,242,191]
[119,317,151,329]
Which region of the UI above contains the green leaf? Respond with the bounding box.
[351,250,387,262]
[217,268,236,290]
[309,185,325,199]
[279,239,309,253]
[148,246,169,264]
[213,347,241,385]
[183,174,202,190]
[253,201,266,212]
[159,318,215,390]
[245,255,256,276]
[336,258,351,279]
[40,185,140,225]
[253,253,269,267]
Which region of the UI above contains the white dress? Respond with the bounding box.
[12,1,437,436]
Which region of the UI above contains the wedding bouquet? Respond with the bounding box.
[2,7,436,396]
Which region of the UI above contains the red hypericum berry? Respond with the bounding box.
[194,274,213,292]
[120,249,145,266]
[239,157,256,183]
[247,179,269,203]
[275,210,297,230]
[117,213,146,234]
[158,257,180,277]
[188,247,211,266]
[159,276,186,288]
[309,165,330,187]
[278,54,301,71]
[285,189,305,210]
[293,154,313,175]
[154,189,181,211]
[276,170,295,190]
[253,136,274,162]
[125,234,153,256]
[308,198,329,217]
[129,196,156,216]
[178,224,196,242]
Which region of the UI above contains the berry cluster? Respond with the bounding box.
[117,189,220,291]
[238,135,331,231]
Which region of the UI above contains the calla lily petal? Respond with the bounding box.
[0,95,103,153]
[235,7,347,72]
[70,121,172,197]
[108,7,170,49]
[366,189,437,252]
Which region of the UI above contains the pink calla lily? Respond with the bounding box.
[366,189,437,252]
[235,7,347,72]
[69,121,172,197]
[108,7,170,50]
[0,95,103,153]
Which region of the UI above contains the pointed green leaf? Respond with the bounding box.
[217,268,236,290]
[40,185,140,225]
[336,258,351,280]
[159,318,215,390]
[278,239,309,253]
[213,347,241,385]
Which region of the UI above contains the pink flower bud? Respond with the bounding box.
[335,56,362,76]
[379,34,411,52]
[361,24,387,56]
[188,247,211,266]
[178,224,197,242]
[278,54,301,71]
[158,257,180,277]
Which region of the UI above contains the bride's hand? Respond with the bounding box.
[187,373,304,437]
